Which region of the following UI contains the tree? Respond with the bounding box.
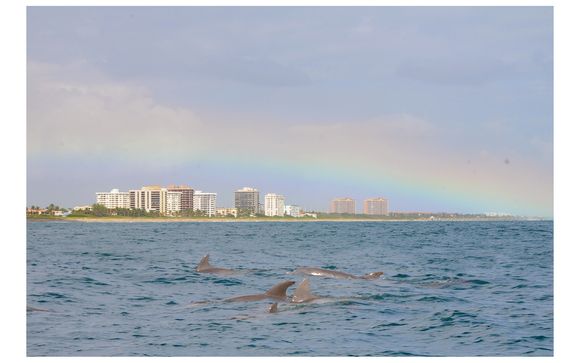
[91,203,110,217]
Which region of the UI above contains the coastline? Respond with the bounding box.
[27,217,543,223]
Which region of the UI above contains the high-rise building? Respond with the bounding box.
[129,186,168,214]
[265,193,285,217]
[96,189,130,209]
[363,197,389,216]
[167,185,194,211]
[166,191,182,214]
[193,191,217,217]
[330,197,356,214]
[234,187,260,214]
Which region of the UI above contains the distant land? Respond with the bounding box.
[26,212,546,223]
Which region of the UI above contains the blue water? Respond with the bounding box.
[27,220,553,356]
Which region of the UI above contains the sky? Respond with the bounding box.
[26,6,553,217]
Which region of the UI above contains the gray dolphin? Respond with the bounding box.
[290,267,383,280]
[224,280,295,302]
[196,254,235,275]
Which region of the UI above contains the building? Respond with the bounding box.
[166,191,182,214]
[73,205,92,212]
[330,197,356,214]
[363,197,389,216]
[216,208,238,218]
[96,188,131,209]
[129,186,168,214]
[167,185,194,211]
[234,187,260,214]
[265,193,285,217]
[193,191,217,217]
[284,205,303,217]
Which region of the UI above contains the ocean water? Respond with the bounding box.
[27,220,553,356]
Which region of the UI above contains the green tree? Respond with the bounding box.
[91,203,110,217]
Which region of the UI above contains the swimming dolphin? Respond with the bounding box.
[290,278,320,303]
[196,254,235,275]
[224,280,295,302]
[290,267,383,280]
[27,305,50,312]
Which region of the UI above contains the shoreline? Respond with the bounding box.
[27,217,544,223]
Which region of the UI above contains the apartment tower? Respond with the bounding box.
[234,187,260,214]
[167,185,194,211]
[330,197,356,214]
[363,197,389,216]
[95,189,130,209]
[265,193,285,217]
[193,191,217,217]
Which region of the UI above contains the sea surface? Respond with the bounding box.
[27,220,553,356]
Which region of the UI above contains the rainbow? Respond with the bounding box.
[201,151,552,218]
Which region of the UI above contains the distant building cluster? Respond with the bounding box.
[93,185,311,218]
[330,197,389,215]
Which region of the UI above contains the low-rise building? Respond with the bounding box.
[216,208,238,218]
[284,205,303,217]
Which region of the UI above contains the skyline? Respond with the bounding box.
[27,6,553,217]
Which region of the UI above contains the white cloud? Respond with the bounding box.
[28,61,204,160]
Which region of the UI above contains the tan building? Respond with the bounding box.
[129,185,168,214]
[363,197,389,216]
[330,197,356,214]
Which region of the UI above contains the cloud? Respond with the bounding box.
[396,56,517,86]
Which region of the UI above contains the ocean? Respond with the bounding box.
[27,220,553,356]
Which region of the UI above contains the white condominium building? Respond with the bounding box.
[265,193,285,217]
[96,189,130,209]
[193,191,217,217]
[166,191,182,214]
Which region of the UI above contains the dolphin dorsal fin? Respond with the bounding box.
[292,279,316,303]
[265,280,295,299]
[268,303,278,313]
[196,255,211,271]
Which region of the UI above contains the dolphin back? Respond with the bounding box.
[362,271,384,280]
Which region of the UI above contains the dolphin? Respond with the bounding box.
[27,305,50,312]
[290,267,383,280]
[196,254,235,275]
[224,280,295,302]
